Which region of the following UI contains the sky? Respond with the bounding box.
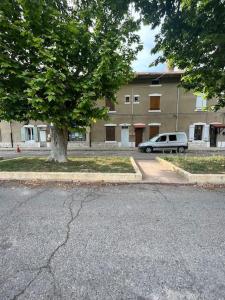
[132,25,165,72]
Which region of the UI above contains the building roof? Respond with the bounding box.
[134,71,184,78]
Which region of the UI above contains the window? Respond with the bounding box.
[133,95,139,103]
[194,125,203,140]
[149,126,159,139]
[125,95,130,103]
[106,126,115,141]
[150,96,160,110]
[169,135,177,141]
[151,79,160,85]
[25,127,34,141]
[195,96,207,111]
[68,130,86,141]
[156,135,167,142]
[105,98,115,111]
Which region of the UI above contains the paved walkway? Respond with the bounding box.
[137,160,188,184]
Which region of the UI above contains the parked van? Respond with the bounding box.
[138,132,188,153]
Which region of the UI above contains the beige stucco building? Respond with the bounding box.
[1,71,225,149]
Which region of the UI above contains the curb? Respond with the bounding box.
[0,157,142,183]
[156,157,225,185]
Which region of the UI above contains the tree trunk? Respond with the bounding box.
[48,126,68,163]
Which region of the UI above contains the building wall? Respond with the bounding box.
[1,73,225,148]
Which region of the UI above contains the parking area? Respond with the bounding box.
[1,183,225,299]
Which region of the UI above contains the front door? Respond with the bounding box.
[39,130,47,147]
[135,128,143,147]
[121,126,129,147]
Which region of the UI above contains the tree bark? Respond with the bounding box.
[48,125,68,163]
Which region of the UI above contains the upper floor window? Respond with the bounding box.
[195,96,207,111]
[149,95,161,111]
[133,95,140,103]
[105,98,115,111]
[125,95,130,103]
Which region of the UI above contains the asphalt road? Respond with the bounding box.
[1,183,225,300]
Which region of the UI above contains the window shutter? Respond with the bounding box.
[106,126,115,141]
[33,127,38,142]
[189,125,195,141]
[21,127,26,142]
[150,96,160,110]
[203,124,210,141]
[149,126,159,139]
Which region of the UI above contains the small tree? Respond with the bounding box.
[0,0,141,162]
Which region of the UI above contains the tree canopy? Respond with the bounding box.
[134,0,225,109]
[0,0,141,161]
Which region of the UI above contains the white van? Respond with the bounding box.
[138,132,188,153]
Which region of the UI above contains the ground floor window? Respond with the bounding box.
[106,126,115,141]
[194,125,203,140]
[68,130,86,141]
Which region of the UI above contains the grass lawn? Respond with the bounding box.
[164,156,225,174]
[0,157,135,173]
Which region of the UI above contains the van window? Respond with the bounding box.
[169,135,177,141]
[177,134,186,142]
[156,135,167,142]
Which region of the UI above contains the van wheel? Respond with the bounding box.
[145,147,153,153]
[178,147,185,153]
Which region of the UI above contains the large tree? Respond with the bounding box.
[134,0,225,109]
[0,0,141,162]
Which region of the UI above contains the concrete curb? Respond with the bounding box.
[156,157,225,185]
[0,157,142,183]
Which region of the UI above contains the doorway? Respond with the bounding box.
[135,128,144,147]
[121,126,129,147]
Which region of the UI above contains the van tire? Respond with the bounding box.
[177,146,185,153]
[145,147,153,153]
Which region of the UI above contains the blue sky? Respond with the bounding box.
[132,25,165,72]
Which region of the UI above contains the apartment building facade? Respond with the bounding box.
[0,71,225,149]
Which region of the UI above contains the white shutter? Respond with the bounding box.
[189,125,195,141]
[21,127,26,142]
[33,127,38,141]
[203,124,210,141]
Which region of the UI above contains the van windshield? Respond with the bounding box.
[149,135,160,142]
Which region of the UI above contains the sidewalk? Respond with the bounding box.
[136,159,188,184]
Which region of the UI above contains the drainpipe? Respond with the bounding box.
[9,121,14,148]
[175,86,180,131]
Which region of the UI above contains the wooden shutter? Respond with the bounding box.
[106,126,115,141]
[149,126,159,139]
[150,96,160,110]
[105,98,115,111]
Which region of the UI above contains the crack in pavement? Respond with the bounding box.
[10,187,103,300]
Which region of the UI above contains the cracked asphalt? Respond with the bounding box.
[1,183,225,300]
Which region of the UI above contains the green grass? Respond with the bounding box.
[0,157,135,173]
[164,156,225,174]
